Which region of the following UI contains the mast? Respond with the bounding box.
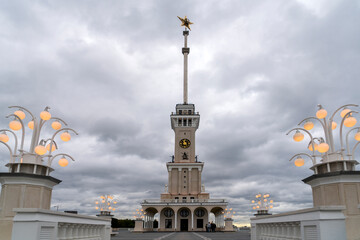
[182,30,190,104]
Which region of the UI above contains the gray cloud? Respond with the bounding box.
[0,0,359,226]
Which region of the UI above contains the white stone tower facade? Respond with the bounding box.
[141,20,232,232]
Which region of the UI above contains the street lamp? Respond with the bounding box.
[251,193,274,216]
[222,207,235,220]
[95,195,119,216]
[287,104,359,174]
[0,106,78,175]
[134,209,146,220]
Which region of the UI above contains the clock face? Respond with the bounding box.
[179,138,191,148]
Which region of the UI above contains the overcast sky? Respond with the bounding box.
[0,0,360,226]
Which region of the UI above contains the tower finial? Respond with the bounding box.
[177,16,193,31]
[178,16,193,104]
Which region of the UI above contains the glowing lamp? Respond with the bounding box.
[14,110,25,120]
[95,207,99,210]
[95,201,99,204]
[256,206,259,209]
[264,199,267,202]
[58,157,69,167]
[60,131,71,142]
[270,206,273,208]
[316,108,327,119]
[332,121,337,130]
[308,142,318,151]
[252,207,256,210]
[9,120,21,131]
[112,208,116,211]
[355,131,360,141]
[294,157,305,167]
[0,133,9,143]
[40,110,51,120]
[303,121,314,130]
[46,143,56,152]
[293,130,304,142]
[113,201,117,204]
[251,200,255,203]
[341,108,351,118]
[318,143,329,153]
[28,121,34,129]
[270,200,273,203]
[35,145,47,155]
[344,117,357,128]
[52,121,62,130]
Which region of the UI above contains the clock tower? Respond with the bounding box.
[141,17,230,232]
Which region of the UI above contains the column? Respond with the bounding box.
[168,168,172,193]
[159,211,161,230]
[191,210,194,230]
[199,170,202,192]
[188,168,192,194]
[178,168,182,193]
[175,211,178,231]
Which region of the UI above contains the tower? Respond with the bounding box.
[141,17,230,232]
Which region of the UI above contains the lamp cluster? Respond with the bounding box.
[287,104,359,173]
[222,207,235,219]
[133,209,146,219]
[251,193,274,213]
[95,195,118,212]
[0,106,78,173]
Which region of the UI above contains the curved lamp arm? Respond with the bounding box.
[0,141,14,163]
[340,111,358,156]
[47,128,78,159]
[0,129,18,156]
[345,127,360,157]
[6,114,25,153]
[289,153,316,165]
[298,116,326,131]
[39,116,68,130]
[329,104,359,122]
[48,153,75,167]
[286,127,316,157]
[351,142,360,160]
[8,106,35,121]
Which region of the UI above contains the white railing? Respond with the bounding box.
[251,206,346,240]
[11,208,111,240]
[142,198,227,204]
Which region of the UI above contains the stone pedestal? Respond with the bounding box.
[303,171,360,240]
[133,218,144,232]
[224,218,234,231]
[0,172,61,240]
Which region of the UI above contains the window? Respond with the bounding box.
[164,209,174,217]
[165,219,172,228]
[197,219,203,228]
[179,110,182,115]
[189,110,192,115]
[188,119,192,126]
[184,176,186,178]
[178,119,182,126]
[182,197,187,202]
[195,209,205,217]
[180,209,189,217]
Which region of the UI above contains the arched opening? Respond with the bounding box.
[193,207,208,231]
[177,207,191,231]
[143,207,158,230]
[210,207,225,230]
[160,207,175,231]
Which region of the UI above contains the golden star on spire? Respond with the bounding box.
[177,16,193,31]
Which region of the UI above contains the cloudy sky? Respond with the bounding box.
[0,0,360,226]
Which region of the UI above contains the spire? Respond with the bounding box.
[178,16,193,104]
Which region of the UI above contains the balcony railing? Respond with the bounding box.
[142,199,227,204]
[12,208,111,240]
[250,206,346,240]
